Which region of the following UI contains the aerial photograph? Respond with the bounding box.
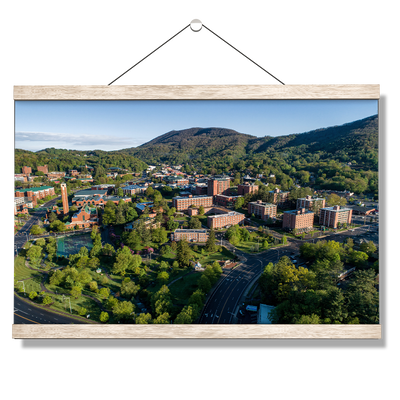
[13,99,379,325]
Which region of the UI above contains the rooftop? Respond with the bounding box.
[174,229,207,233]
[321,206,352,212]
[208,211,245,218]
[122,184,147,189]
[15,185,54,193]
[249,201,276,207]
[284,209,314,215]
[74,189,108,197]
[173,195,212,199]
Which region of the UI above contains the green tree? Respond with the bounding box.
[42,295,52,305]
[151,285,173,317]
[360,240,377,256]
[27,245,43,267]
[189,217,202,229]
[136,313,153,324]
[112,246,134,276]
[88,281,98,292]
[102,243,116,256]
[205,228,217,253]
[78,307,87,316]
[349,251,369,267]
[174,305,197,324]
[295,314,320,324]
[234,197,245,210]
[198,274,212,293]
[113,301,135,322]
[176,239,191,268]
[99,287,111,300]
[70,286,82,299]
[188,289,205,309]
[198,205,205,215]
[153,312,170,324]
[326,194,347,207]
[36,238,46,247]
[125,231,142,251]
[30,225,43,235]
[151,227,168,244]
[345,270,379,324]
[121,278,140,299]
[29,291,38,300]
[100,311,109,323]
[157,271,169,284]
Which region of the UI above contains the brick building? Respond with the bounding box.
[207,211,245,229]
[171,229,208,242]
[167,176,189,186]
[214,194,240,207]
[172,195,213,212]
[73,195,106,207]
[238,183,259,196]
[282,208,314,232]
[37,165,48,174]
[22,166,32,175]
[269,188,290,205]
[192,185,208,196]
[66,205,98,229]
[296,196,326,213]
[207,177,230,196]
[15,186,55,206]
[248,200,277,221]
[120,185,147,196]
[319,205,353,229]
[47,171,66,179]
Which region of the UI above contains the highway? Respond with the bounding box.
[14,294,88,324]
[199,223,379,324]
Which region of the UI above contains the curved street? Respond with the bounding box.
[199,223,378,324]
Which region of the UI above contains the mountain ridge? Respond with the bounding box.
[119,114,378,167]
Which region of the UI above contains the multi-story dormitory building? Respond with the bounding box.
[248,200,277,221]
[171,229,208,242]
[237,183,259,196]
[172,195,213,211]
[319,205,353,229]
[15,186,55,207]
[269,188,290,205]
[296,195,326,213]
[207,177,230,196]
[207,211,245,229]
[282,208,314,232]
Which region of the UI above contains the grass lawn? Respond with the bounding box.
[14,256,43,293]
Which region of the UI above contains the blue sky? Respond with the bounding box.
[15,100,378,152]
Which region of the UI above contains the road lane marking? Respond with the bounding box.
[14,313,41,324]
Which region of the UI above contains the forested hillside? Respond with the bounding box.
[14,148,147,175]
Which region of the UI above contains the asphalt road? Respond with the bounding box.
[14,195,91,325]
[14,196,60,253]
[14,294,88,324]
[199,223,379,324]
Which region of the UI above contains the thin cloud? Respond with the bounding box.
[15,131,145,149]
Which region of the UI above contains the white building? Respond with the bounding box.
[257,304,275,324]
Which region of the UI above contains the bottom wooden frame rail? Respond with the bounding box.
[12,324,381,339]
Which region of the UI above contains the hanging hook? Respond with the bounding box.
[190,19,202,32]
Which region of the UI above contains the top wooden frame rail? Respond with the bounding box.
[14,84,380,100]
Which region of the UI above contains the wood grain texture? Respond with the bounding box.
[12,324,381,339]
[14,85,380,100]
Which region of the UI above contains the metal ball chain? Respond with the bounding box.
[106,17,286,85]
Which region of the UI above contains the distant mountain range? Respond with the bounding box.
[118,114,378,167]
